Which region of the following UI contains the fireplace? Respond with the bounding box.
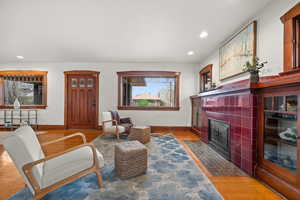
[208,119,230,160]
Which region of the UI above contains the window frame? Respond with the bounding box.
[117,71,180,111]
[280,3,300,74]
[0,70,48,109]
[199,64,212,93]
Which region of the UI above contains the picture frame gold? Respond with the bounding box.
[219,21,257,81]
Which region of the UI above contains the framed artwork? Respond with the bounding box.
[219,21,257,80]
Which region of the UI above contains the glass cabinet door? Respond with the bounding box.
[262,95,299,175]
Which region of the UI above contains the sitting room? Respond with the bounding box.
[0,0,300,199]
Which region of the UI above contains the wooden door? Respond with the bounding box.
[64,71,99,129]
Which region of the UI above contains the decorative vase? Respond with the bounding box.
[13,98,21,109]
[250,71,259,83]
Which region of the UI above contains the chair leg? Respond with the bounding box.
[95,170,104,188]
[32,193,44,200]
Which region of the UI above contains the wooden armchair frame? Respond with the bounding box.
[102,119,120,140]
[22,133,104,200]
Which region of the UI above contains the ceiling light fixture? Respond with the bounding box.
[199,31,208,39]
[187,51,195,56]
[16,56,24,60]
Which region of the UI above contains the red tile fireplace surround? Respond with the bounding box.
[191,73,300,177]
[192,86,258,175]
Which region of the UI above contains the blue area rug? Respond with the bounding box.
[8,134,223,200]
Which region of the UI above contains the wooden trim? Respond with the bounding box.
[199,64,213,93]
[37,125,65,130]
[256,167,300,200]
[0,70,48,109]
[0,105,47,109]
[0,70,47,76]
[150,126,191,132]
[64,71,100,75]
[117,71,180,77]
[281,3,300,72]
[280,2,300,23]
[64,70,100,129]
[41,132,87,146]
[199,64,213,75]
[0,78,4,105]
[22,143,103,200]
[118,106,180,111]
[117,71,180,111]
[219,21,257,81]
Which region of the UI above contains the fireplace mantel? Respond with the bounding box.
[192,72,300,99]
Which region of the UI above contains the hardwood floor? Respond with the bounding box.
[0,129,283,200]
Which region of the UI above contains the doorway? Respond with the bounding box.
[64,71,99,129]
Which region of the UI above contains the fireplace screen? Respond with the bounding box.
[208,119,230,160]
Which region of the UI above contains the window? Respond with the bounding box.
[117,71,180,110]
[0,71,48,109]
[281,4,300,73]
[199,64,212,92]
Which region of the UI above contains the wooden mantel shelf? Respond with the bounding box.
[192,72,300,98]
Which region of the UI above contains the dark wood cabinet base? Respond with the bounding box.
[256,166,300,200]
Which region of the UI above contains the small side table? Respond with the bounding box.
[128,126,151,144]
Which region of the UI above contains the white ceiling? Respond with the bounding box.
[0,0,272,64]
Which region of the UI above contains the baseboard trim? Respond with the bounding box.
[1,125,191,132]
[37,125,65,130]
[150,126,191,132]
[0,125,65,131]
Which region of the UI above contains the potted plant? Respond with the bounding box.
[243,57,267,83]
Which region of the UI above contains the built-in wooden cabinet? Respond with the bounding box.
[257,85,300,200]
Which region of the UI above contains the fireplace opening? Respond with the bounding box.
[208,119,230,160]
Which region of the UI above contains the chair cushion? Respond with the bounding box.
[102,112,113,128]
[120,123,133,133]
[3,126,45,194]
[42,146,104,188]
[104,125,125,134]
[120,117,132,124]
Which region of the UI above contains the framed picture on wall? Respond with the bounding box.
[219,21,257,80]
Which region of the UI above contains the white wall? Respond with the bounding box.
[0,63,196,126]
[197,0,300,91]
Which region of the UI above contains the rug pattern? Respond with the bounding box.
[9,134,223,200]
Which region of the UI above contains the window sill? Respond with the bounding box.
[0,105,47,109]
[118,106,180,111]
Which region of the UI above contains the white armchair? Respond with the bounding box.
[3,126,104,200]
[102,112,125,140]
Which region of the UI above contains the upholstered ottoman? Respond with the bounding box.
[128,126,151,144]
[115,141,148,179]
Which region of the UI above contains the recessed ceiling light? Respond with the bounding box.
[187,51,195,56]
[199,31,208,39]
[16,56,24,60]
